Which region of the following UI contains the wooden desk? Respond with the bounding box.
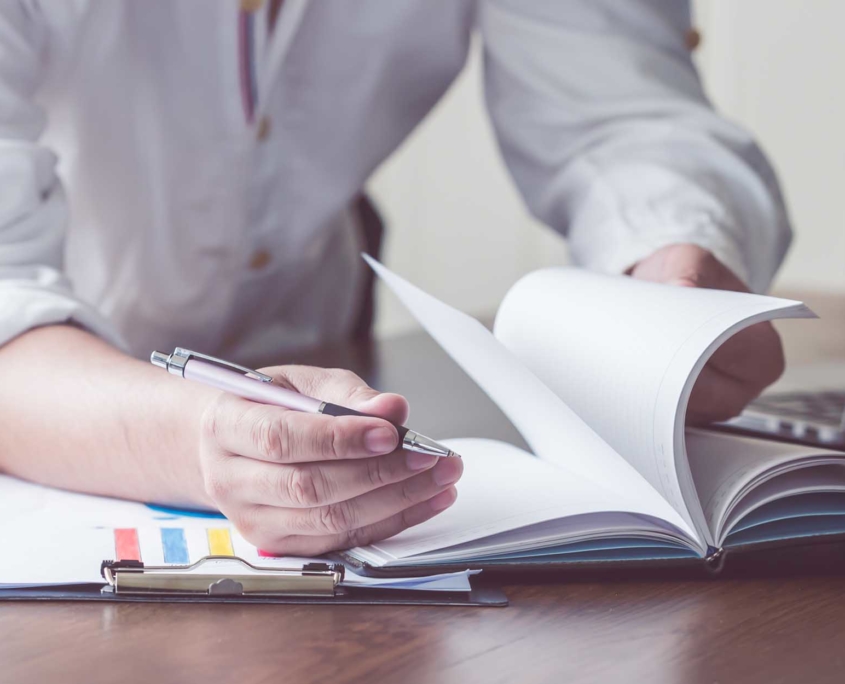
[3,297,845,684]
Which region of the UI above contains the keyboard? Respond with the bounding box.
[715,390,845,449]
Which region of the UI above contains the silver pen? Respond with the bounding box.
[150,348,460,459]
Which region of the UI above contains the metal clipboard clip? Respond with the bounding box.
[100,556,345,597]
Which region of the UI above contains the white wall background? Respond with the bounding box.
[368,1,845,337]
[694,0,845,295]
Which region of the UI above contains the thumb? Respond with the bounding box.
[355,392,410,426]
[263,365,410,426]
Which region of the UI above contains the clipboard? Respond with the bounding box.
[0,555,507,608]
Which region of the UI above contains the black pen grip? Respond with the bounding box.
[320,402,410,441]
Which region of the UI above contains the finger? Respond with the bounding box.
[242,457,463,541]
[687,366,760,425]
[629,244,746,292]
[706,321,785,387]
[203,393,399,463]
[218,449,440,508]
[250,487,458,557]
[259,366,410,425]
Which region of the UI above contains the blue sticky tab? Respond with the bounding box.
[161,528,190,564]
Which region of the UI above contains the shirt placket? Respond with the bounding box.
[234,0,308,283]
[237,1,261,126]
[237,0,276,280]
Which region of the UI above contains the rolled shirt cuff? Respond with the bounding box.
[0,278,126,351]
[568,215,751,290]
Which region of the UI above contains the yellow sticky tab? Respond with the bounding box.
[207,528,235,556]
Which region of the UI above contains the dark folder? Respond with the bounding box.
[0,555,506,607]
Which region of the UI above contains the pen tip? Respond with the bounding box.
[448,451,462,459]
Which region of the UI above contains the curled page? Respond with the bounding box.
[494,268,813,546]
[363,255,693,539]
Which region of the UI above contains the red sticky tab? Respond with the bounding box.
[114,528,141,561]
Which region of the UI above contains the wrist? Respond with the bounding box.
[134,368,221,508]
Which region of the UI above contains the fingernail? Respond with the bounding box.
[364,426,398,455]
[406,452,438,471]
[432,458,463,487]
[429,487,458,512]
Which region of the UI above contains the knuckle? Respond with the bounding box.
[232,506,261,540]
[234,509,297,553]
[365,457,388,489]
[398,507,419,534]
[398,478,419,507]
[329,368,360,384]
[200,399,226,444]
[261,367,295,390]
[338,526,369,550]
[286,466,326,507]
[316,501,357,535]
[285,364,327,386]
[203,470,231,504]
[251,414,289,462]
[326,423,341,459]
[346,383,376,405]
[400,506,419,529]
[293,367,337,397]
[315,421,348,460]
[329,369,373,401]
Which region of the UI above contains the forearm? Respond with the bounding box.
[0,325,216,507]
[482,0,791,293]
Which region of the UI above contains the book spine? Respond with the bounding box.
[704,546,726,574]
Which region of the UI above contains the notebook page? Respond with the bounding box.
[494,268,813,544]
[685,429,845,544]
[352,438,699,564]
[363,256,694,542]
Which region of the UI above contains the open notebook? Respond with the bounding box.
[342,258,845,575]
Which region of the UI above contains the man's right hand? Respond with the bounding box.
[198,366,462,556]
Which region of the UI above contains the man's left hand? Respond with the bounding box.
[629,244,785,425]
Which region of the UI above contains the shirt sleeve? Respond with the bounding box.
[479,0,791,293]
[0,1,123,349]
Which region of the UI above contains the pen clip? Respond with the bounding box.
[151,348,273,383]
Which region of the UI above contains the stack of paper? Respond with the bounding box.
[0,475,474,592]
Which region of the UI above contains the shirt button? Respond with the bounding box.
[257,116,272,142]
[249,249,272,271]
[240,0,264,12]
[685,28,702,51]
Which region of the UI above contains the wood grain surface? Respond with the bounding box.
[2,291,844,684]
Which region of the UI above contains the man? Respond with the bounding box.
[0,0,788,555]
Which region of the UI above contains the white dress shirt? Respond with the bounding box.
[0,0,791,362]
